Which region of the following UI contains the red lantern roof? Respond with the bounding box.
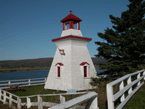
[60,11,82,22]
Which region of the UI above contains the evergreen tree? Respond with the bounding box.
[95,0,145,76]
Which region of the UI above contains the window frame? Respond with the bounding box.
[55,63,64,78]
[80,62,89,78]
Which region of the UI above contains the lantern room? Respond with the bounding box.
[61,11,82,30]
[60,11,83,37]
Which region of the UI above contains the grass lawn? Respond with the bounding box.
[4,85,84,104]
[89,77,145,109]
[2,85,86,109]
[4,85,66,103]
[2,82,145,109]
[123,83,145,109]
[8,85,65,96]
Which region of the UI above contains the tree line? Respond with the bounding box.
[0,57,107,68]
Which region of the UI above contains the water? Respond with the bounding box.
[0,67,106,81]
[0,70,49,81]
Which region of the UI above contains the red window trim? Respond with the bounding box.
[55,63,64,66]
[80,62,90,66]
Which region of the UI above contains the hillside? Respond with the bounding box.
[0,57,107,68]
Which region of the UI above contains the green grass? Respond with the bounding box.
[9,85,65,96]
[123,83,145,109]
[5,85,83,104]
[5,85,66,103]
[3,81,145,109]
[3,85,86,109]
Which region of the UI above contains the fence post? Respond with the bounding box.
[17,97,21,109]
[3,91,6,104]
[9,94,12,107]
[0,89,1,101]
[86,95,99,109]
[8,81,11,87]
[137,72,141,86]
[60,95,65,103]
[27,97,31,108]
[143,70,145,80]
[38,95,43,109]
[28,79,31,86]
[107,84,114,109]
[119,81,125,102]
[127,76,132,94]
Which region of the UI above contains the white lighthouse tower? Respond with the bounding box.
[44,11,97,91]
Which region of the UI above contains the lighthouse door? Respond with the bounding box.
[84,66,87,77]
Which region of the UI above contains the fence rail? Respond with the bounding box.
[49,92,99,109]
[107,69,145,109]
[0,89,19,107]
[0,77,47,89]
[0,88,99,109]
[1,70,145,109]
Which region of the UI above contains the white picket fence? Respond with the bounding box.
[49,92,98,109]
[1,69,145,109]
[0,77,47,89]
[0,89,98,109]
[0,89,20,108]
[107,69,145,109]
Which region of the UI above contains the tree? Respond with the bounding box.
[95,0,145,76]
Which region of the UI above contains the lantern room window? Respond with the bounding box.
[63,21,80,30]
[65,21,69,29]
[73,21,77,29]
[61,11,82,30]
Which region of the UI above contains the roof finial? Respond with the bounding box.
[70,10,72,14]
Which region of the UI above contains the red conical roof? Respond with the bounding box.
[60,11,82,22]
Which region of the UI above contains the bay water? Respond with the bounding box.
[0,67,105,81]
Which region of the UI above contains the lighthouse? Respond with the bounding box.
[44,11,97,91]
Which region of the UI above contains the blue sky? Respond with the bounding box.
[0,0,131,61]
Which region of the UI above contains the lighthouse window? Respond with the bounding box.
[73,21,77,29]
[84,66,87,77]
[57,67,60,77]
[65,22,69,29]
[55,63,63,78]
[80,62,89,78]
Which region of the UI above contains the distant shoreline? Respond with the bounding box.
[0,65,99,73]
[0,67,50,73]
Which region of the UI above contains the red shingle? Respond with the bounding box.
[60,13,82,22]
